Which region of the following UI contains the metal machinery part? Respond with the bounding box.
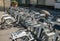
[56,18,60,24]
[1,14,15,29]
[52,23,60,41]
[29,23,56,41]
[42,24,56,41]
[10,29,34,41]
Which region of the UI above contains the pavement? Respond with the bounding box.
[0,28,20,41]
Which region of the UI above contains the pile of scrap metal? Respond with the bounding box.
[0,12,16,29]
[1,8,60,41]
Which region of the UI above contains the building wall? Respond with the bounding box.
[22,0,25,4]
[0,0,4,10]
[57,0,60,2]
[0,0,11,7]
[30,0,56,6]
[17,0,58,7]
[0,0,11,11]
[38,0,45,5]
[4,0,11,8]
[45,0,55,6]
[0,0,3,7]
[30,0,37,5]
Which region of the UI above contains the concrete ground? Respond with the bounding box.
[0,11,22,41]
[0,28,20,41]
